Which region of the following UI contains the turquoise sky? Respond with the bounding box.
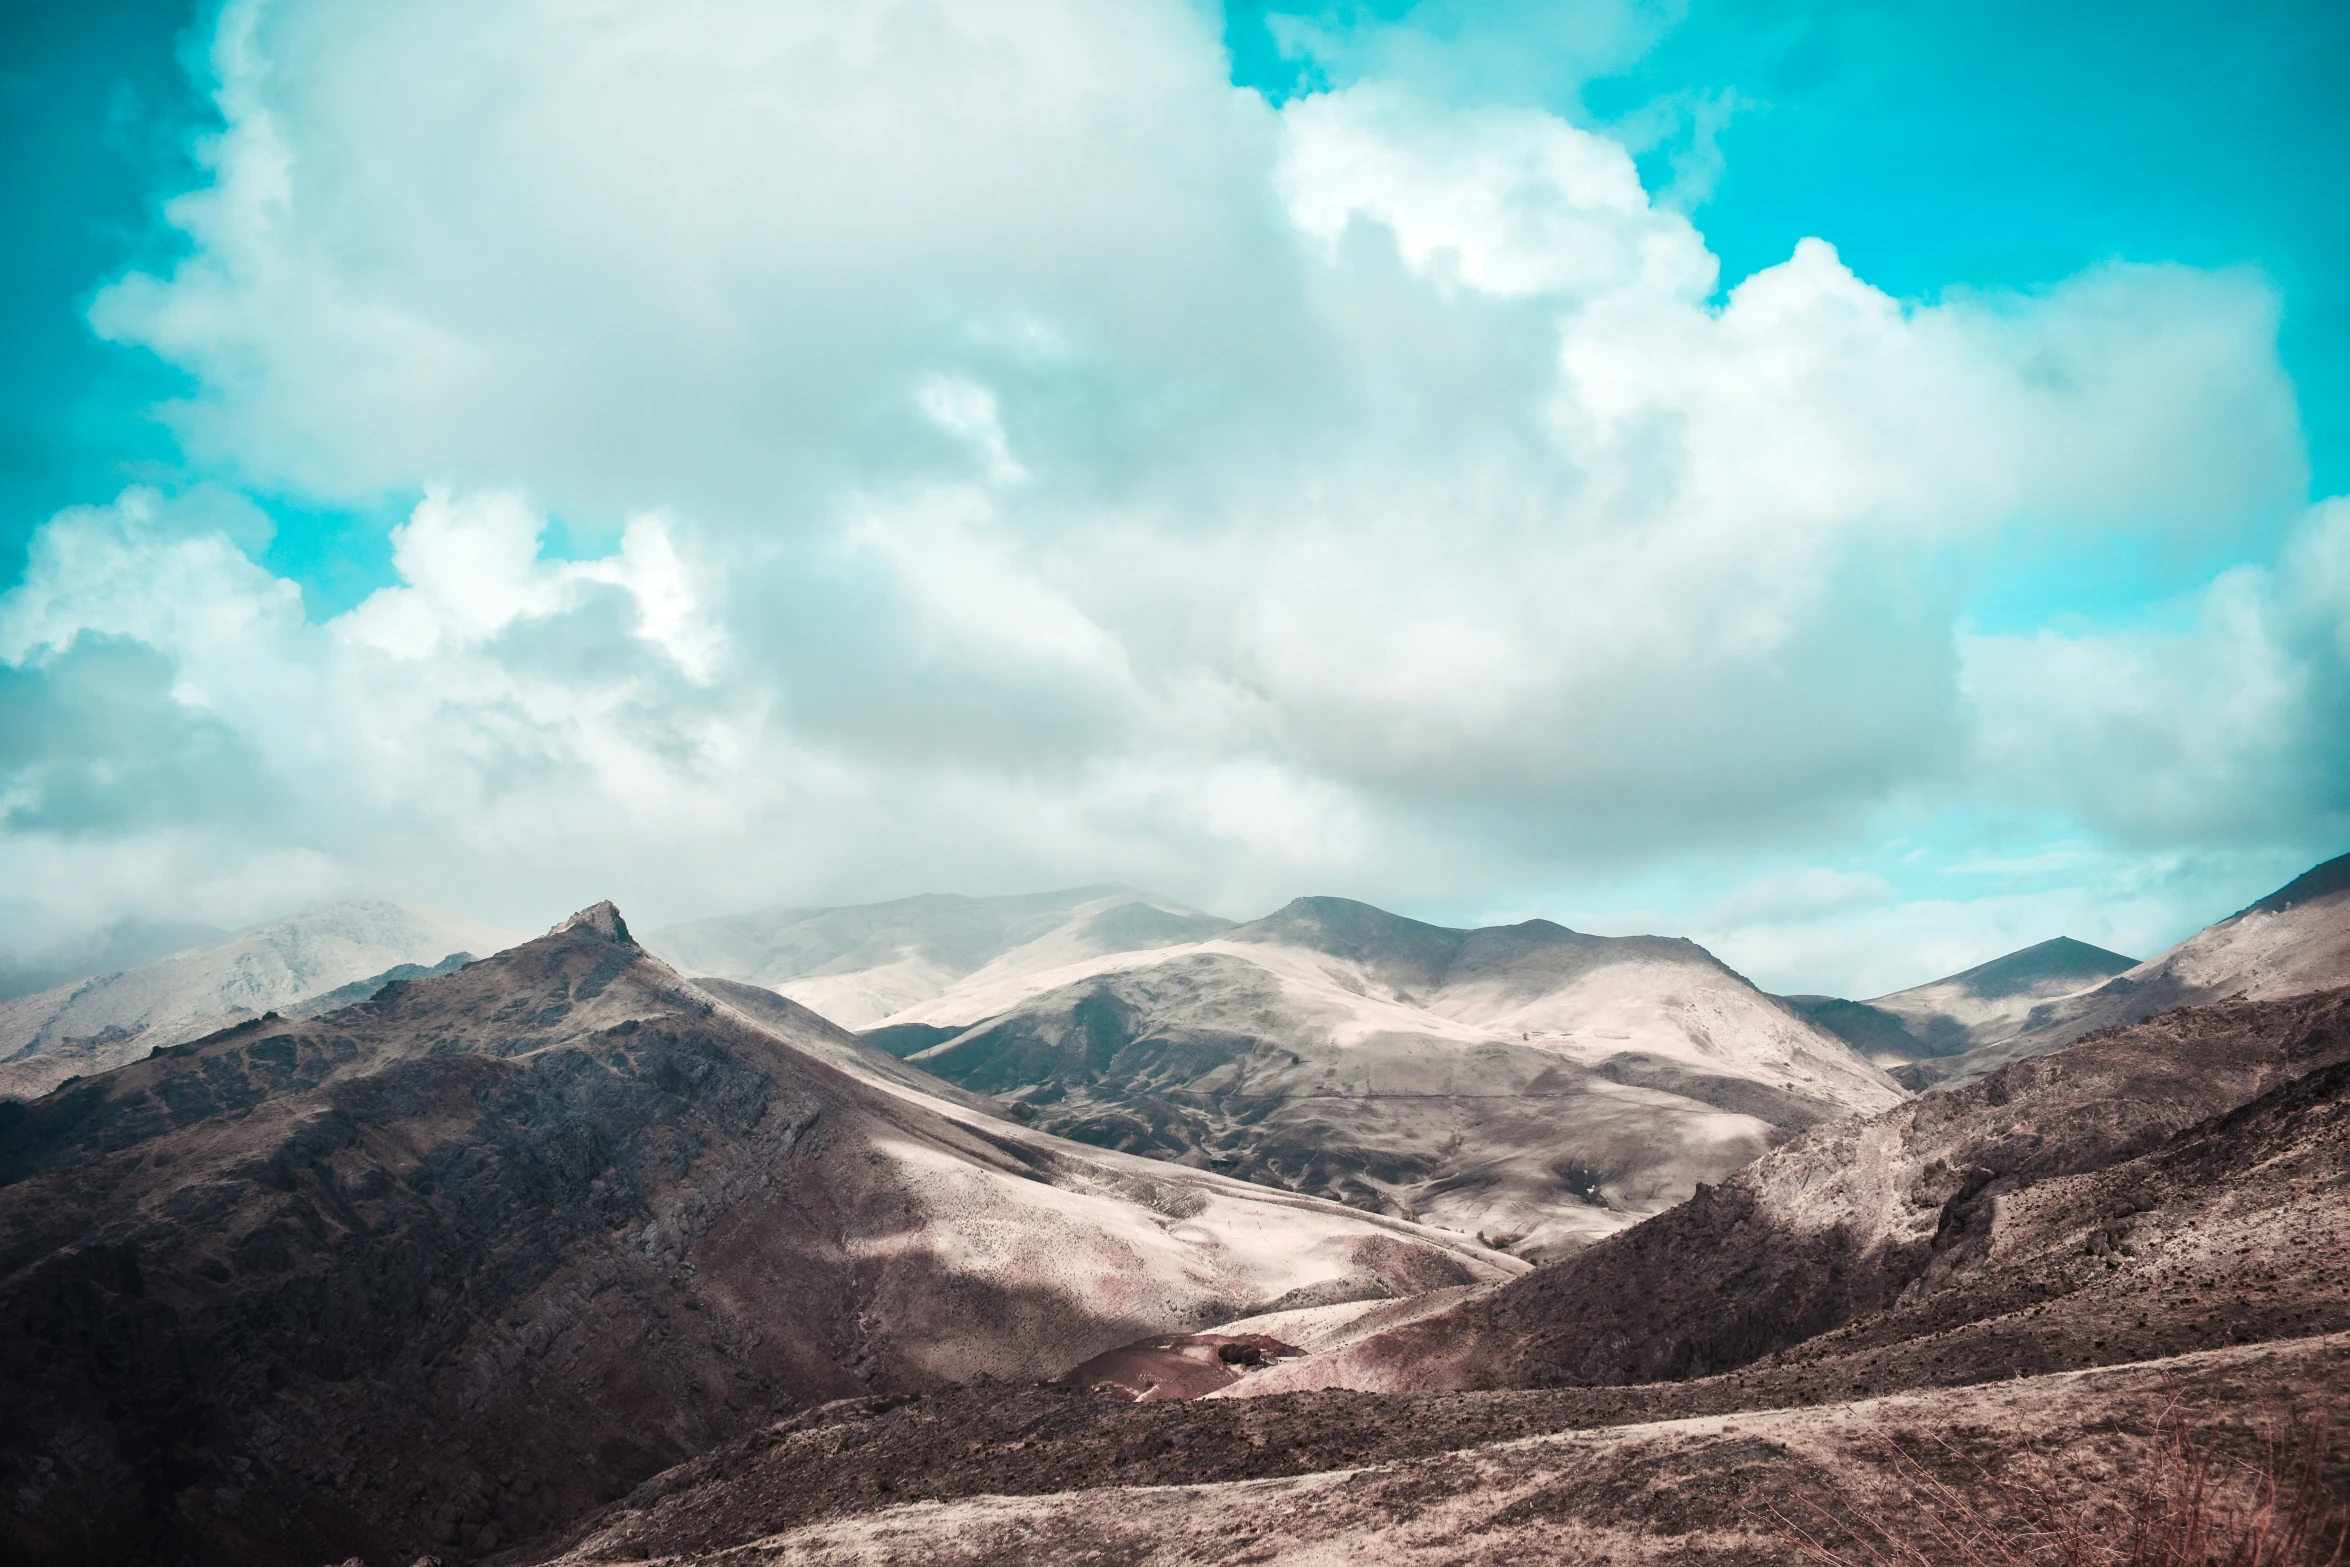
[1,0,2344,992]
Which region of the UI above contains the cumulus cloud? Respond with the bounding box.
[0,0,2338,969]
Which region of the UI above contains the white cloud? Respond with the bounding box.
[0,0,2336,972]
[1961,498,2350,845]
[340,489,719,678]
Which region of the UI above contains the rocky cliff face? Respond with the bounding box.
[0,903,1509,1567]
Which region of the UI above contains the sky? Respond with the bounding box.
[1,0,2345,998]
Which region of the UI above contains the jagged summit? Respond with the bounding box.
[553,900,636,944]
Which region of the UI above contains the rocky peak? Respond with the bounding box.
[552,901,636,945]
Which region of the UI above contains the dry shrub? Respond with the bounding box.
[1757,1410,2347,1567]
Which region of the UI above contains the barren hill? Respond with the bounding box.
[1903,850,2350,1086]
[1785,933,2138,1062]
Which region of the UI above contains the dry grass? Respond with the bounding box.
[1757,1410,2348,1567]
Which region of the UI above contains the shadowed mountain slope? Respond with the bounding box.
[881,897,1901,1260]
[0,899,527,1102]
[0,904,1510,1567]
[644,887,1234,1029]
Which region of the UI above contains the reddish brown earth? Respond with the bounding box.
[0,905,1505,1567]
[522,1339,2347,1565]
[511,988,2350,1565]
[1055,1333,1305,1401]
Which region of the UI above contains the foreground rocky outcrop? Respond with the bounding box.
[0,904,1509,1567]
[524,1338,2348,1566]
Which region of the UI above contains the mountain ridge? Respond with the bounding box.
[866,895,1900,1259]
[643,886,1234,1029]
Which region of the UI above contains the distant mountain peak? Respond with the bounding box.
[553,901,635,945]
[1227,897,1470,990]
[1945,935,2139,1000]
[1233,896,1465,944]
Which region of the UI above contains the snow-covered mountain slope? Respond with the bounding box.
[0,902,1513,1564]
[872,897,1903,1260]
[1785,935,2138,1064]
[642,886,1233,1029]
[0,900,527,1101]
[1909,851,2350,1087]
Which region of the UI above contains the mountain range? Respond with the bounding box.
[1789,851,2350,1087]
[642,887,1235,1029]
[511,958,2350,1567]
[3,857,2347,1563]
[0,904,1506,1565]
[862,895,1904,1259]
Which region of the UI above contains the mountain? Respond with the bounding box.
[868,896,1904,1260]
[0,917,229,1004]
[282,951,480,1016]
[642,886,1235,1029]
[0,899,528,1101]
[1899,850,2350,1086]
[1221,981,2350,1397]
[0,902,1511,1567]
[1784,934,2139,1062]
[513,981,2350,1567]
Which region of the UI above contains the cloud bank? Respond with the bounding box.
[3,0,2341,991]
